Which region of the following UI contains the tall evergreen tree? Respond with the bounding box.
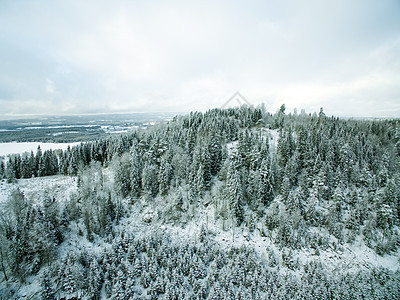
[0,160,5,179]
[158,152,173,195]
[129,144,142,197]
[142,162,159,197]
[226,166,244,225]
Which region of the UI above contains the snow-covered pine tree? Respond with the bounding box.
[87,257,102,300]
[41,272,56,300]
[142,162,159,197]
[129,144,142,197]
[226,166,244,225]
[158,152,173,195]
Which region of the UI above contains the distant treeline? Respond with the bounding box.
[0,126,107,143]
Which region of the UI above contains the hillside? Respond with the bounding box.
[1,106,400,299]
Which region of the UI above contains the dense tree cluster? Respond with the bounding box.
[1,105,400,298]
[42,234,400,299]
[0,189,63,280]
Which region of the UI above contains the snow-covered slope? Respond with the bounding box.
[0,175,77,206]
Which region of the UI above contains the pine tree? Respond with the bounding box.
[339,143,355,183]
[112,269,127,299]
[280,175,291,200]
[208,132,223,176]
[13,155,22,179]
[61,256,77,294]
[142,162,159,197]
[296,128,309,170]
[61,254,84,296]
[190,142,212,194]
[5,161,16,183]
[130,145,142,197]
[278,128,294,168]
[0,160,5,179]
[41,272,56,300]
[67,149,79,176]
[193,164,205,197]
[226,166,244,225]
[104,270,113,298]
[114,153,131,197]
[20,155,32,178]
[158,153,173,195]
[305,186,320,226]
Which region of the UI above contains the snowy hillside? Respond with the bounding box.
[0,175,77,206]
[1,107,400,299]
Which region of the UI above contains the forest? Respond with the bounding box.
[1,105,400,299]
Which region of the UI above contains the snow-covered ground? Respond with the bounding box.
[0,142,81,157]
[262,128,280,153]
[226,141,238,156]
[0,175,78,206]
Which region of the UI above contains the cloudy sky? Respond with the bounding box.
[0,0,399,118]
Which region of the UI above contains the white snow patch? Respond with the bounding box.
[263,128,280,152]
[347,234,400,272]
[0,142,81,157]
[0,175,78,206]
[226,141,238,156]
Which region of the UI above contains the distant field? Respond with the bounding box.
[0,112,178,143]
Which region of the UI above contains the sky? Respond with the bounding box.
[0,0,400,118]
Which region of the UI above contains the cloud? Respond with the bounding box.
[0,0,399,117]
[45,78,55,95]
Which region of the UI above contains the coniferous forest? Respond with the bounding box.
[1,106,400,299]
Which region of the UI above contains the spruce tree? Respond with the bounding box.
[226,166,244,225]
[41,272,56,300]
[130,145,142,197]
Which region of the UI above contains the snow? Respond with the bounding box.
[15,276,41,299]
[0,175,78,206]
[347,234,400,272]
[101,125,136,134]
[226,141,238,156]
[0,142,81,157]
[263,128,280,152]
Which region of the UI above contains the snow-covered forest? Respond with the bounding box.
[1,106,400,299]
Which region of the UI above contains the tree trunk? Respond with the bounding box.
[0,247,8,281]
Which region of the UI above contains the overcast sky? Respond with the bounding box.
[0,0,399,118]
